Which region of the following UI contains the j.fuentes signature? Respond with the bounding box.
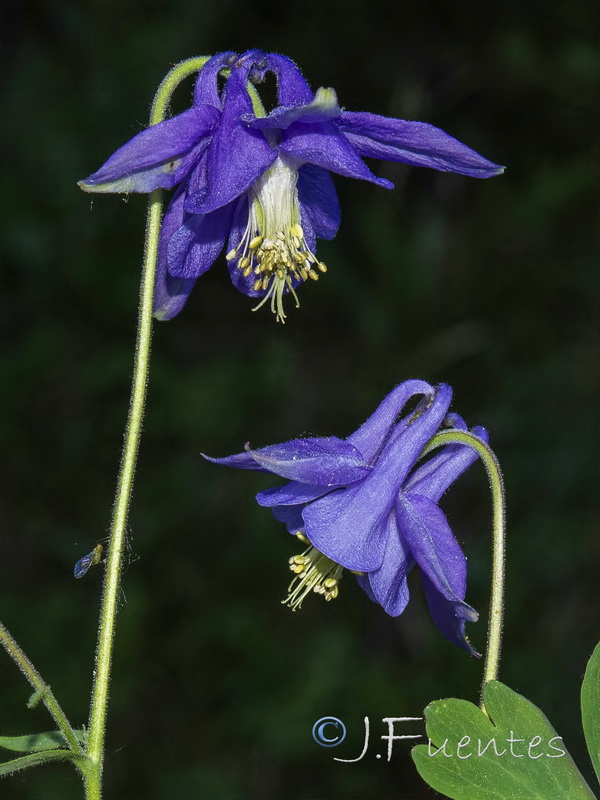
[312,717,566,763]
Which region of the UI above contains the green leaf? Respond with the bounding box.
[0,729,86,753]
[412,680,596,800]
[0,749,78,777]
[582,642,600,785]
[26,688,45,709]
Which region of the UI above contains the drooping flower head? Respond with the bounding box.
[80,51,504,322]
[204,380,488,654]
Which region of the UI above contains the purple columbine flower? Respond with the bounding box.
[204,380,487,654]
[79,50,504,322]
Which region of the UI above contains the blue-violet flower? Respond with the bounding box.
[80,51,504,322]
[205,380,488,654]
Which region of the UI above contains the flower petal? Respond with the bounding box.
[300,384,453,571]
[191,61,277,214]
[245,87,341,130]
[362,511,413,616]
[444,412,468,431]
[153,273,197,322]
[374,383,454,474]
[346,379,434,464]
[167,202,234,279]
[297,164,341,240]
[270,503,305,533]
[201,449,270,473]
[153,185,197,320]
[78,106,219,193]
[193,51,237,107]
[298,200,317,252]
[422,574,480,656]
[280,121,393,188]
[355,572,377,603]
[236,49,268,70]
[405,424,488,502]
[302,484,391,572]
[266,53,314,105]
[396,493,478,622]
[224,197,262,297]
[338,111,504,179]
[257,481,334,507]
[246,437,369,484]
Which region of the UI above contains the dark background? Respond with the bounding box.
[1,0,597,798]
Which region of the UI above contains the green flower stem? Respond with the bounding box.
[149,56,211,127]
[420,430,506,709]
[0,622,84,757]
[83,57,210,800]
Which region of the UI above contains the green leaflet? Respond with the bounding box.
[412,679,597,800]
[26,688,45,709]
[0,750,79,777]
[0,729,86,753]
[582,642,600,786]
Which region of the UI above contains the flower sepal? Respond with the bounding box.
[244,87,342,130]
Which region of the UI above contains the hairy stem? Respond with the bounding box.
[0,622,84,756]
[83,56,210,800]
[420,430,506,708]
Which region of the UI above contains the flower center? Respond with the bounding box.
[283,532,343,610]
[226,156,327,323]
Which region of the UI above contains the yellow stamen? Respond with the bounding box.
[231,155,328,323]
[283,535,344,610]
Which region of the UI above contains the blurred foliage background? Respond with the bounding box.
[1,0,597,798]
